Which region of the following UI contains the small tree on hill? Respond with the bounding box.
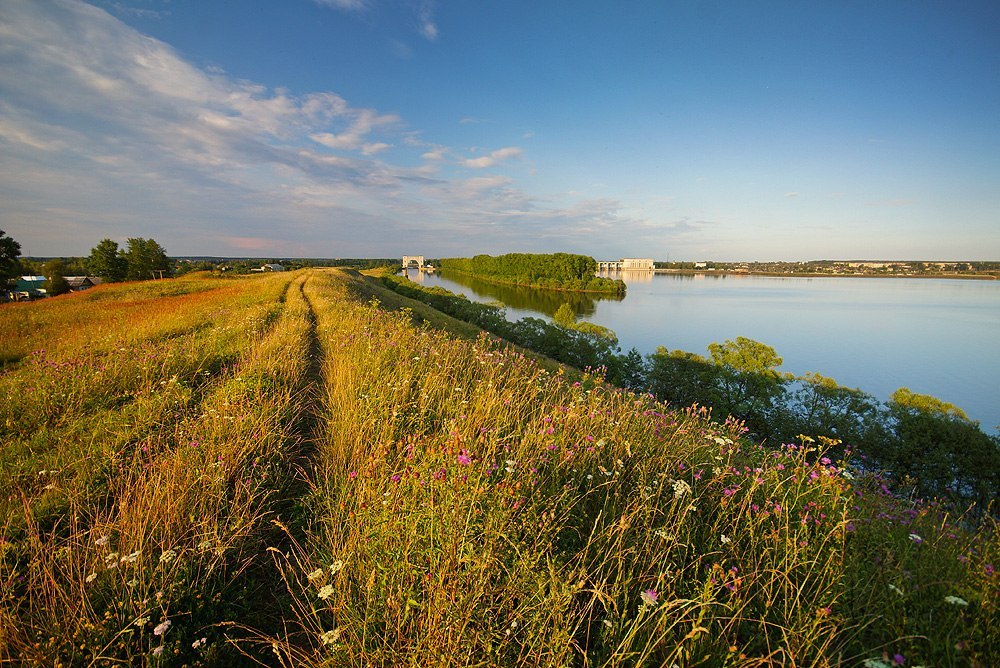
[43,259,70,296]
[88,238,127,282]
[124,238,171,281]
[0,229,21,288]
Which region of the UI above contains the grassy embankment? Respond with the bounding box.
[0,269,996,666]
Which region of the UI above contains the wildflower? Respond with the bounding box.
[95,535,110,547]
[320,628,341,646]
[348,470,358,479]
[159,549,177,564]
[640,589,658,606]
[457,452,471,466]
[862,660,892,668]
[192,637,207,649]
[153,620,171,636]
[671,479,691,498]
[944,595,969,606]
[909,533,923,545]
[893,653,905,666]
[330,560,345,574]
[152,646,164,656]
[85,572,97,583]
[888,584,904,596]
[318,584,335,599]
[720,534,731,545]
[307,568,325,583]
[121,550,140,564]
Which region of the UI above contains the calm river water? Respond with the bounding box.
[405,269,1000,432]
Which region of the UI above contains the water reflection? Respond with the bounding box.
[406,268,623,317]
[596,270,655,283]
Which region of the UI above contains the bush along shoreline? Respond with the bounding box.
[438,253,627,295]
[378,271,1000,511]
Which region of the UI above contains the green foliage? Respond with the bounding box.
[890,387,969,420]
[87,238,128,281]
[0,229,21,284]
[440,252,626,294]
[42,259,70,296]
[553,302,576,327]
[648,339,999,506]
[124,237,171,281]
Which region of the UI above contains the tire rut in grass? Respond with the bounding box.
[223,272,330,661]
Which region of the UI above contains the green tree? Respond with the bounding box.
[706,337,789,432]
[885,388,999,504]
[553,303,576,327]
[43,259,70,296]
[87,238,128,282]
[0,229,21,287]
[124,237,171,281]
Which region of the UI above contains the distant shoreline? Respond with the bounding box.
[619,269,999,281]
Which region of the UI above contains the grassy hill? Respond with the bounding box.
[0,269,996,666]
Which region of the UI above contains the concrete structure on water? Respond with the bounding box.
[597,258,654,271]
[402,256,435,272]
[402,255,425,268]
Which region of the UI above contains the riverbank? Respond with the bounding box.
[646,269,999,280]
[417,266,627,294]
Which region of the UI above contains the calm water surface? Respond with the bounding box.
[406,269,1000,431]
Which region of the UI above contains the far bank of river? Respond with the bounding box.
[406,268,1000,432]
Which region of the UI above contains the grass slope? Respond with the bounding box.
[0,269,996,667]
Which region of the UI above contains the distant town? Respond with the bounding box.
[652,260,999,279]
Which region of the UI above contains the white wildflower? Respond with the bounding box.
[153,619,172,636]
[318,584,335,600]
[320,628,341,646]
[192,637,207,649]
[85,572,97,583]
[120,550,140,564]
[329,559,345,575]
[944,595,969,606]
[95,535,110,547]
[307,568,326,583]
[720,534,731,545]
[888,584,904,596]
[159,549,177,564]
[671,479,691,499]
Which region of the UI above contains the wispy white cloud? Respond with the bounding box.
[784,191,799,198]
[463,147,523,169]
[0,0,686,258]
[313,0,368,11]
[418,1,438,41]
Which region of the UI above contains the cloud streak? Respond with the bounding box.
[0,0,691,259]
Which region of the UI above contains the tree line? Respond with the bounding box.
[1,231,172,298]
[439,253,627,294]
[382,271,1000,508]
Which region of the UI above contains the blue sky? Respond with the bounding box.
[1,0,998,260]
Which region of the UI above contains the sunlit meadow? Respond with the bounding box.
[0,269,996,666]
